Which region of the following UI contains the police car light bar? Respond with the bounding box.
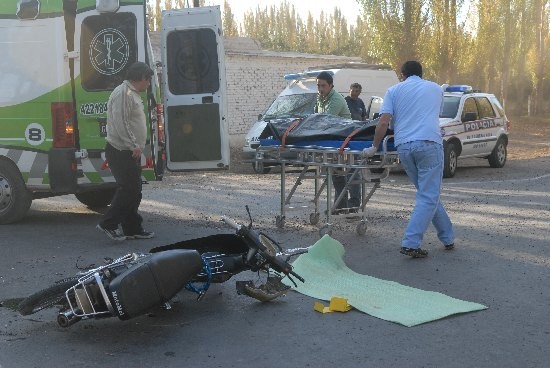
[445,85,473,93]
[283,70,334,80]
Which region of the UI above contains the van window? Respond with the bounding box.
[263,94,317,120]
[80,12,138,91]
[166,28,219,95]
[476,97,496,118]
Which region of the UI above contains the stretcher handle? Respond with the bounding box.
[280,118,302,149]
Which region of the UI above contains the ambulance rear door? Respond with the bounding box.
[160,6,229,171]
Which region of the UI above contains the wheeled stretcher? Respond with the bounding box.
[255,135,399,236]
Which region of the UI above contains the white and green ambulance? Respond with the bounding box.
[0,0,229,223]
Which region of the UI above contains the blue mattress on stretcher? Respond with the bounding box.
[259,139,397,152]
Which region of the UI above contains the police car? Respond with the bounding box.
[440,85,510,178]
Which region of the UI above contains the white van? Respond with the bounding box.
[242,63,399,173]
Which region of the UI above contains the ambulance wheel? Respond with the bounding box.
[488,139,507,168]
[252,162,271,174]
[0,160,32,224]
[75,188,116,209]
[443,142,458,178]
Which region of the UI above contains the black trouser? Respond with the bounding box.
[100,143,143,235]
[333,170,361,209]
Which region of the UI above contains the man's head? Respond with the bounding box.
[400,60,423,80]
[126,62,154,92]
[316,71,334,97]
[349,82,362,100]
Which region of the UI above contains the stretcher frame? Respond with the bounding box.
[255,136,399,236]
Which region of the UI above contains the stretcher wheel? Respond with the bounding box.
[319,225,332,237]
[356,222,367,236]
[309,212,320,225]
[275,215,285,228]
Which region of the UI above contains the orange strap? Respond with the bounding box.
[338,127,363,154]
[280,118,302,149]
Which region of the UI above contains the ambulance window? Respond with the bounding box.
[17,0,40,19]
[461,98,478,120]
[166,29,220,95]
[476,97,496,118]
[80,13,138,91]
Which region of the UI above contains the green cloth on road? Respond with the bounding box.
[284,235,487,327]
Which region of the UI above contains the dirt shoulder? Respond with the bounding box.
[507,115,550,160]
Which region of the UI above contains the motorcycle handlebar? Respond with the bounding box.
[220,216,241,231]
[221,215,305,284]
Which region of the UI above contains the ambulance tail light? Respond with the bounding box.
[51,102,75,148]
[156,103,165,145]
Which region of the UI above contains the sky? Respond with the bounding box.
[202,0,363,26]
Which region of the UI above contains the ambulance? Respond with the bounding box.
[0,0,229,223]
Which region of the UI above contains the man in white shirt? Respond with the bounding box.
[97,62,155,241]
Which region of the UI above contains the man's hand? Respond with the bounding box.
[362,145,378,158]
[132,147,142,159]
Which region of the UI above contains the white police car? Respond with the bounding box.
[440,85,510,178]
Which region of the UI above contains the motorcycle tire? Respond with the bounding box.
[18,278,78,316]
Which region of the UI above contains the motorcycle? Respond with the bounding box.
[17,209,306,327]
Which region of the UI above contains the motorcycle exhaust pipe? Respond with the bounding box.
[57,311,81,328]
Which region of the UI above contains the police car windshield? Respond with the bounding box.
[263,94,316,120]
[440,96,461,118]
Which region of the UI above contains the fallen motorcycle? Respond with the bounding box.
[17,209,306,327]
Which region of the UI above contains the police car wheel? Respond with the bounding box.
[0,160,32,224]
[488,139,507,168]
[443,142,458,178]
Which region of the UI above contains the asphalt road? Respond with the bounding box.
[1,155,549,368]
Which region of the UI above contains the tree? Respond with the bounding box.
[222,0,238,37]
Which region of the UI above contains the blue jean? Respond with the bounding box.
[397,141,454,249]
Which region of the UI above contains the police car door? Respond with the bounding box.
[459,97,480,156]
[161,6,229,171]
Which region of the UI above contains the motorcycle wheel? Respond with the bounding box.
[18,278,78,316]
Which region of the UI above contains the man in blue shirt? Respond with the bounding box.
[364,61,454,258]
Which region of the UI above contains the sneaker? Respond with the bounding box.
[400,247,428,258]
[444,243,455,250]
[125,230,155,240]
[96,224,126,241]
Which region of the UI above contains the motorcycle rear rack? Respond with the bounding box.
[65,272,115,319]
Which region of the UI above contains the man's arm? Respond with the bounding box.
[371,113,391,149]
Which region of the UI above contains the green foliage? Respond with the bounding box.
[223,0,548,116]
